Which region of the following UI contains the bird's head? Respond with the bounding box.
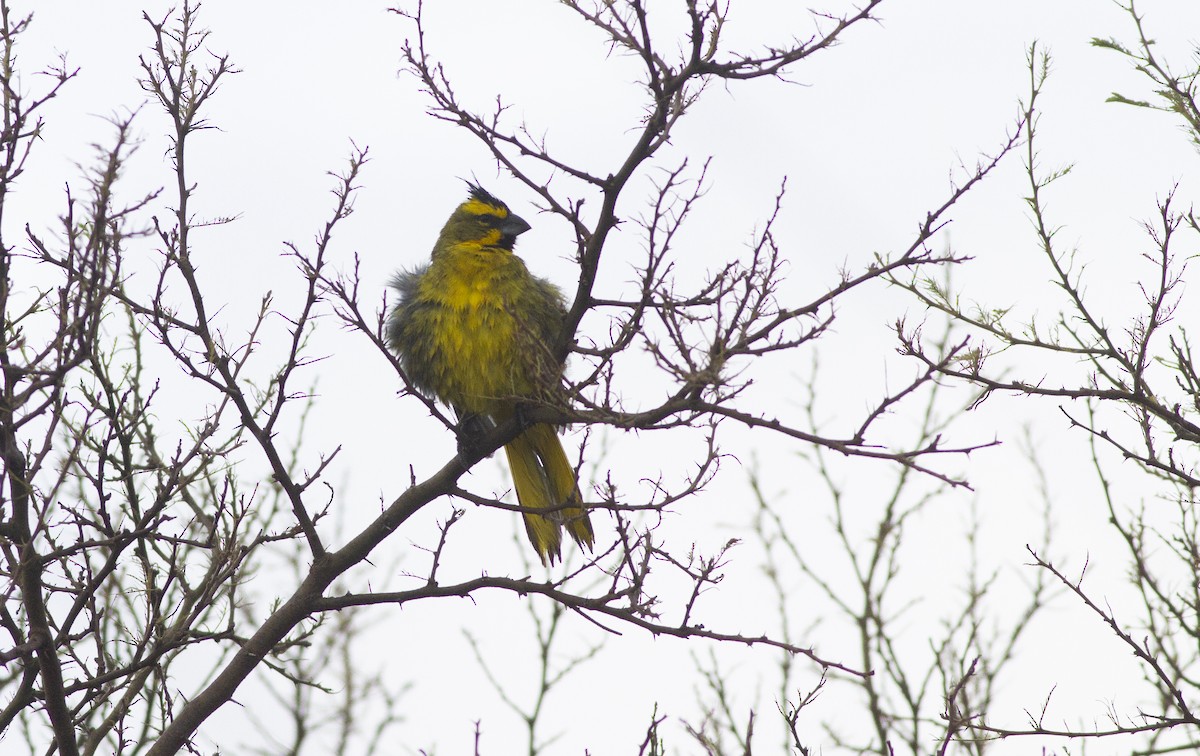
[434,183,531,253]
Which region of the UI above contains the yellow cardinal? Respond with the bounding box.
[386,184,594,565]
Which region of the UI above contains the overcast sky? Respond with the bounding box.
[18,1,1200,752]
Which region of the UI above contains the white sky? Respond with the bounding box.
[17,0,1200,753]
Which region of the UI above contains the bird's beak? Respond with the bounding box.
[500,214,531,238]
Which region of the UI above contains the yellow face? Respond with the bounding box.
[459,197,507,247]
[436,185,531,252]
[460,194,510,219]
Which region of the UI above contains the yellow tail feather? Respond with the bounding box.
[503,423,594,566]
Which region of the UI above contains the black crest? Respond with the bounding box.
[467,182,507,210]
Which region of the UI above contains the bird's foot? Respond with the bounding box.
[455,413,492,461]
[513,402,536,431]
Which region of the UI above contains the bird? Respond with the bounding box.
[386,184,594,565]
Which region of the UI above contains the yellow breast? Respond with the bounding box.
[419,246,531,415]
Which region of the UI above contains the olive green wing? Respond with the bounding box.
[510,274,571,403]
[386,266,445,400]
